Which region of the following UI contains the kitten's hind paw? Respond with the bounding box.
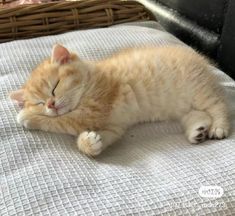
[182,110,212,144]
[77,131,103,156]
[187,123,210,144]
[209,127,229,139]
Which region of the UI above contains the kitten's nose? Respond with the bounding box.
[47,100,56,109]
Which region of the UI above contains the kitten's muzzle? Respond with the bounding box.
[47,99,66,116]
[47,99,56,110]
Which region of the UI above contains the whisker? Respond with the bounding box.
[56,84,86,106]
[57,97,66,105]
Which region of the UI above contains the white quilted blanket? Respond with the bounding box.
[0,21,235,215]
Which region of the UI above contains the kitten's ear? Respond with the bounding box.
[9,89,25,106]
[51,44,71,65]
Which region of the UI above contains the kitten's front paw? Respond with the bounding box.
[17,110,38,129]
[77,131,103,156]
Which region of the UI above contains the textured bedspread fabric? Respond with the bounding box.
[0,21,235,215]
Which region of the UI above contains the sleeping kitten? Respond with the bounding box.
[10,44,230,156]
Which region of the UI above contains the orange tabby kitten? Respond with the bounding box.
[10,44,230,156]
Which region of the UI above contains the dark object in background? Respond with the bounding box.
[138,0,235,79]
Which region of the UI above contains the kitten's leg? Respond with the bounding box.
[192,80,230,139]
[17,109,80,136]
[77,127,125,156]
[181,110,212,144]
[206,101,230,139]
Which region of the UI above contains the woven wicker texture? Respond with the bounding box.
[1,0,15,4]
[0,0,153,43]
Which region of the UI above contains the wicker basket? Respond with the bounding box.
[1,0,16,4]
[0,0,154,43]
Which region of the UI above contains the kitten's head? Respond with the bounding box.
[10,44,90,116]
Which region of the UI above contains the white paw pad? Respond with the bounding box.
[188,125,209,144]
[77,131,103,156]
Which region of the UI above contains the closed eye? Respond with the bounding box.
[52,80,60,96]
[36,102,45,106]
